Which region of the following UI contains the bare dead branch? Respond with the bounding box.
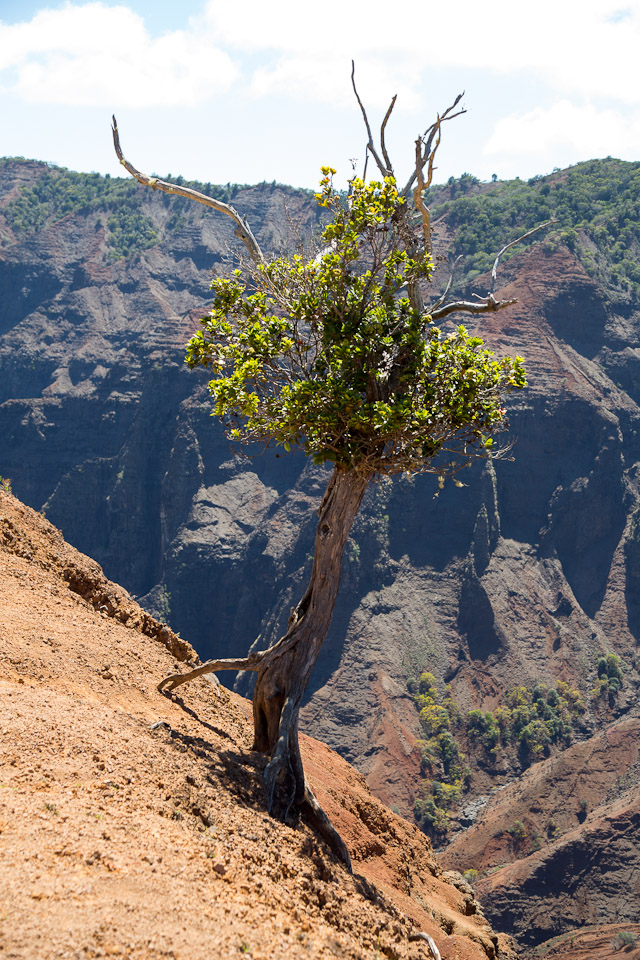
[111,115,265,265]
[158,655,262,692]
[489,219,558,293]
[412,118,443,255]
[412,138,431,252]
[380,94,397,177]
[427,218,556,321]
[430,295,518,323]
[402,93,465,197]
[423,120,443,194]
[408,104,453,259]
[351,61,392,178]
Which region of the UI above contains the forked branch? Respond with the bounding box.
[111,116,265,265]
[350,74,554,325]
[351,61,393,178]
[427,220,556,321]
[402,93,466,199]
[412,127,439,255]
[430,219,555,318]
[430,294,517,322]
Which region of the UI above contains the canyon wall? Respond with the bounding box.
[2,157,640,952]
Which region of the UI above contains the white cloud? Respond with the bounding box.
[202,0,640,106]
[251,55,421,111]
[0,2,237,106]
[3,0,640,185]
[485,100,640,162]
[4,0,640,113]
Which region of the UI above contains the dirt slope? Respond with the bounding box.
[474,791,640,953]
[0,490,514,960]
[441,718,640,873]
[529,925,640,960]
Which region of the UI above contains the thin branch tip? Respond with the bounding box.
[490,218,558,293]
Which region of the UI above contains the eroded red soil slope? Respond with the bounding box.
[0,491,514,960]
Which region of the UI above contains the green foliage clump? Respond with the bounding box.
[411,675,588,837]
[613,931,638,950]
[439,680,585,767]
[106,208,159,261]
[413,672,470,835]
[430,159,640,298]
[481,681,586,760]
[4,166,158,260]
[187,171,525,473]
[591,653,624,707]
[466,708,501,754]
[507,820,528,847]
[4,167,132,234]
[0,476,12,493]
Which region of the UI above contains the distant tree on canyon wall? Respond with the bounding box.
[113,67,549,867]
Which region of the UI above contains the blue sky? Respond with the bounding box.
[2,0,640,190]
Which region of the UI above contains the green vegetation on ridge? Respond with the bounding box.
[0,160,242,260]
[411,660,624,838]
[5,157,640,293]
[429,158,640,297]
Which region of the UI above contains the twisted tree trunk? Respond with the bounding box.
[159,466,371,867]
[254,467,370,863]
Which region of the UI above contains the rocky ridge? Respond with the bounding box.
[440,717,640,951]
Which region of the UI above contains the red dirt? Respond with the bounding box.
[0,491,515,960]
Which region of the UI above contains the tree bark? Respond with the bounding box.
[253,466,370,861]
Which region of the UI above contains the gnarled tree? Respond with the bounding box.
[112,72,549,869]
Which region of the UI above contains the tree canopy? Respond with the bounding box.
[186,170,525,477]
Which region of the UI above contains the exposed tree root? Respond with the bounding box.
[302,784,352,871]
[160,657,351,867]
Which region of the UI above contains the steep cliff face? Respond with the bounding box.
[2,158,640,756]
[2,158,640,953]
